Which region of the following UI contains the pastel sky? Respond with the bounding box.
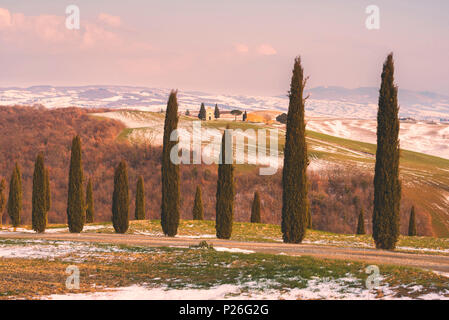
[0,0,448,95]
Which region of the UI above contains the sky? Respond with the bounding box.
[0,0,448,96]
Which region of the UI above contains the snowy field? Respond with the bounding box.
[0,238,448,300]
[93,110,296,172]
[307,118,449,159]
[0,239,134,262]
[92,109,449,162]
[46,279,441,300]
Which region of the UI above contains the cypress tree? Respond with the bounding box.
[250,191,261,223]
[356,208,366,235]
[7,163,22,229]
[135,176,145,220]
[161,91,180,236]
[192,186,204,220]
[85,178,95,223]
[373,53,401,250]
[198,103,206,120]
[242,111,247,122]
[0,178,6,228]
[408,206,417,236]
[32,153,47,233]
[214,104,220,119]
[112,161,129,233]
[44,168,51,213]
[281,56,309,244]
[215,127,234,239]
[67,135,85,233]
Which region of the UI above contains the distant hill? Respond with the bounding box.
[1,85,449,120]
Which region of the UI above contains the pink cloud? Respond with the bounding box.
[97,13,121,28]
[0,8,12,29]
[257,44,277,56]
[0,7,131,51]
[0,8,78,45]
[82,22,121,48]
[234,43,249,54]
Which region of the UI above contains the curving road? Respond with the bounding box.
[1,232,449,274]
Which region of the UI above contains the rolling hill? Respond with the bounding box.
[1,85,449,121]
[94,109,449,237]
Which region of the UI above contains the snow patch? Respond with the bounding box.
[0,240,132,261]
[44,278,449,300]
[214,247,255,254]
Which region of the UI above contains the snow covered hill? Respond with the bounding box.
[1,85,449,120]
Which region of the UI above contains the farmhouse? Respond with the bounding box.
[205,107,214,120]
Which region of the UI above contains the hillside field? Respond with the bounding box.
[95,110,449,237]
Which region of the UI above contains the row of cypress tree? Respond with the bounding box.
[0,134,147,233]
[0,54,414,248]
[0,156,52,232]
[162,92,240,239]
[356,205,417,237]
[192,185,261,223]
[67,136,147,234]
[281,53,408,249]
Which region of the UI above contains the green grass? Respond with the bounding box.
[1,239,448,299]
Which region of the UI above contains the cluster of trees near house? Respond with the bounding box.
[188,102,247,122]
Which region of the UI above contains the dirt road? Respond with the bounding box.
[1,232,449,273]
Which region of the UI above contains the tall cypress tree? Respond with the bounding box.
[356,208,366,235]
[282,56,309,244]
[32,153,47,233]
[192,185,204,220]
[135,176,145,220]
[373,53,401,250]
[214,104,220,119]
[67,135,85,233]
[112,161,129,233]
[198,103,206,120]
[85,178,95,223]
[0,178,6,228]
[161,91,180,236]
[44,168,51,213]
[408,206,417,236]
[7,163,22,229]
[250,191,261,223]
[215,127,234,239]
